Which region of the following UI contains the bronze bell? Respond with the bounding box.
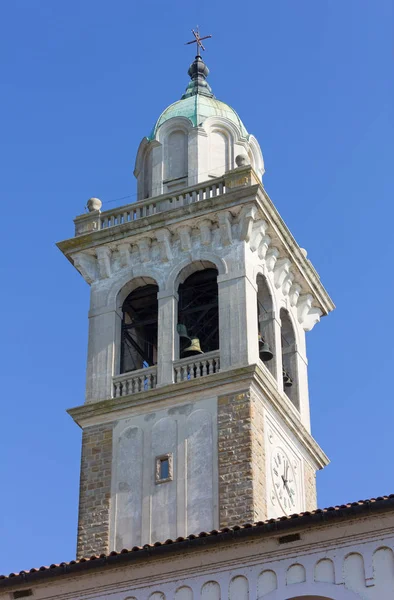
[182,337,204,357]
[282,368,293,387]
[258,334,274,362]
[177,323,191,345]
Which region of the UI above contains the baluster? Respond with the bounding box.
[195,360,201,378]
[109,215,114,227]
[218,182,224,195]
[113,382,119,398]
[191,190,197,203]
[123,212,128,223]
[149,203,154,215]
[202,360,208,376]
[198,188,204,202]
[174,366,180,383]
[131,377,135,394]
[206,186,211,199]
[178,194,184,207]
[212,184,217,197]
[208,359,214,375]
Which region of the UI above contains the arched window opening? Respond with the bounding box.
[164,130,187,181]
[280,308,300,410]
[257,275,276,377]
[209,130,229,177]
[121,284,159,373]
[177,268,219,358]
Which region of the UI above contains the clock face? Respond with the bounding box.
[271,447,298,515]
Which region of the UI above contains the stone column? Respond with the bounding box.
[86,305,119,402]
[218,272,259,370]
[156,290,178,386]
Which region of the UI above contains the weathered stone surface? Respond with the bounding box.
[218,390,267,527]
[304,459,317,512]
[77,423,113,558]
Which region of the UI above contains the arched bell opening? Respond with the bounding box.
[177,268,219,359]
[280,308,300,410]
[120,283,159,374]
[257,274,276,378]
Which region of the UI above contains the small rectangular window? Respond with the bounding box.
[160,457,169,479]
[155,453,173,484]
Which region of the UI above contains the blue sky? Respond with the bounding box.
[0,0,393,575]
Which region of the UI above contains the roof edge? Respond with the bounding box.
[1,495,394,589]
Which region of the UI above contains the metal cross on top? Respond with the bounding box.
[185,27,212,56]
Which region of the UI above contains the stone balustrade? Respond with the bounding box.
[173,351,220,383]
[113,366,157,397]
[75,177,226,236]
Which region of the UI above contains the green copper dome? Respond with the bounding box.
[149,55,248,140]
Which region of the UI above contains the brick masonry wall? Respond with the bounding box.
[304,460,317,511]
[77,423,113,558]
[218,390,268,527]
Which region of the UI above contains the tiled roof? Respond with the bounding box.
[1,495,394,588]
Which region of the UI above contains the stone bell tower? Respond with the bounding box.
[58,50,334,559]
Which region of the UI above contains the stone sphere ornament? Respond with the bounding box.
[235,154,249,167]
[87,197,102,212]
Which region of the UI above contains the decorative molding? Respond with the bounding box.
[156,229,173,262]
[118,242,132,268]
[176,225,192,252]
[239,205,257,242]
[289,284,301,307]
[137,238,151,263]
[73,252,97,285]
[199,220,212,246]
[266,248,279,272]
[250,220,268,252]
[218,211,233,246]
[274,258,292,289]
[96,247,112,279]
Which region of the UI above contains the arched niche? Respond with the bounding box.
[120,282,159,373]
[209,129,230,177]
[177,266,219,358]
[164,129,188,182]
[280,308,300,409]
[257,274,276,378]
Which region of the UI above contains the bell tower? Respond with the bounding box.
[58,49,334,559]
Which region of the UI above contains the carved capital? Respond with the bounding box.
[96,246,112,279]
[239,205,257,242]
[156,229,173,262]
[218,211,233,246]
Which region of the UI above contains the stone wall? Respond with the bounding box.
[250,390,267,521]
[304,459,317,511]
[77,423,113,558]
[218,390,267,527]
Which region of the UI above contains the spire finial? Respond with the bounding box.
[185,27,212,57]
[182,27,214,99]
